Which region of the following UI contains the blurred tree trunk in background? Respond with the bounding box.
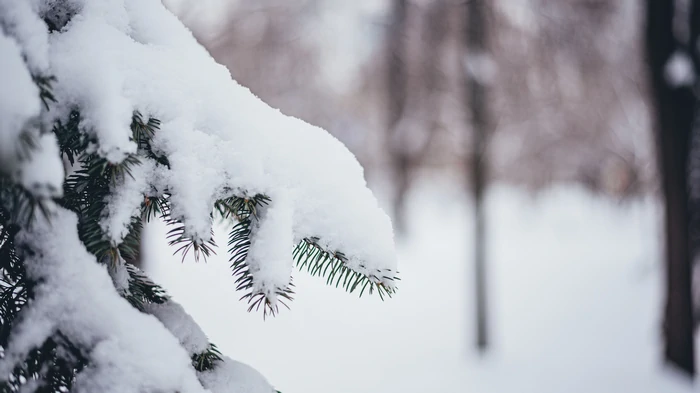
[646,0,697,377]
[387,0,409,233]
[465,0,491,352]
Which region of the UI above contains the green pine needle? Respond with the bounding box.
[293,237,398,300]
[192,343,223,372]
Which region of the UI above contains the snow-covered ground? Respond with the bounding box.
[144,175,698,393]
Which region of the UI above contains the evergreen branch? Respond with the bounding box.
[142,195,169,223]
[53,110,84,166]
[124,264,168,312]
[141,194,216,262]
[60,136,142,265]
[0,208,29,349]
[221,195,294,317]
[130,112,170,168]
[141,194,217,263]
[191,343,223,372]
[121,264,227,374]
[165,218,217,263]
[31,75,57,112]
[0,334,86,393]
[0,176,52,228]
[294,237,398,300]
[0,204,85,393]
[118,218,142,262]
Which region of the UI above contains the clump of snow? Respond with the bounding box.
[0,0,50,73]
[143,300,209,355]
[246,195,294,303]
[0,208,207,393]
[101,159,155,244]
[108,258,130,294]
[664,50,696,87]
[198,356,275,393]
[17,133,64,198]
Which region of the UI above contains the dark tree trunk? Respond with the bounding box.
[646,0,698,377]
[465,0,490,352]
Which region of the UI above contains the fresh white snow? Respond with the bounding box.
[145,174,699,393]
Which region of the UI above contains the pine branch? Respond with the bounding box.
[142,195,169,223]
[0,176,52,228]
[31,75,57,112]
[124,264,168,312]
[141,194,218,263]
[0,334,86,393]
[53,111,84,166]
[0,208,29,349]
[191,343,223,372]
[59,126,142,265]
[294,238,398,300]
[0,205,84,393]
[130,112,170,168]
[219,195,294,317]
[166,220,217,263]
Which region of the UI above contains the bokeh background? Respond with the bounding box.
[143,1,699,392]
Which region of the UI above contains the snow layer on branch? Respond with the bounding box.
[101,158,155,243]
[198,357,274,393]
[247,195,294,303]
[49,0,396,291]
[0,208,207,393]
[143,300,209,355]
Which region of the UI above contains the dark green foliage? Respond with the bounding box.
[166,218,217,263]
[219,195,294,317]
[0,206,28,349]
[58,111,156,266]
[0,335,86,393]
[191,343,223,372]
[0,76,87,393]
[0,177,51,229]
[142,194,218,263]
[294,237,397,300]
[124,263,168,312]
[52,110,82,165]
[131,113,169,168]
[31,75,57,112]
